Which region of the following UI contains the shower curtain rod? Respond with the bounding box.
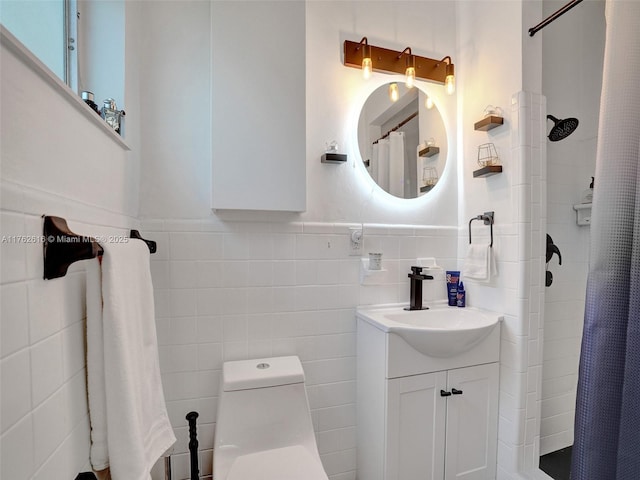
[529,0,583,37]
[372,111,418,144]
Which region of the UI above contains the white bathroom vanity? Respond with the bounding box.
[356,304,502,480]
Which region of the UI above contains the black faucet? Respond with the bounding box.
[404,266,434,311]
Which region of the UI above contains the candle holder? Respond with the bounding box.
[477,143,500,167]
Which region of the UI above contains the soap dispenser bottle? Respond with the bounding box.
[581,177,594,204]
[456,281,466,307]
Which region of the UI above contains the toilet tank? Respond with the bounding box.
[214,357,319,479]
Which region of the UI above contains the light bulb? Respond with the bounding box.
[445,74,455,95]
[405,66,416,89]
[445,63,455,95]
[425,96,434,109]
[362,57,372,79]
[389,83,399,102]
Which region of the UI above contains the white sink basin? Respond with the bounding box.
[357,304,501,358]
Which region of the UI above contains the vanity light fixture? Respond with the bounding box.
[356,37,372,80]
[343,38,455,93]
[388,82,399,102]
[400,47,416,88]
[442,56,455,95]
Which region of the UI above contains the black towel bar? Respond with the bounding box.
[468,211,494,247]
[43,215,157,280]
[130,229,157,254]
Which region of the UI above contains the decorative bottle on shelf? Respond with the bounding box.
[81,91,101,116]
[101,98,126,135]
[581,177,594,203]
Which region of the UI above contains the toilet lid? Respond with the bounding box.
[226,445,329,480]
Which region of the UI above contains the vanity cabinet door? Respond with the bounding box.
[386,371,447,480]
[444,363,499,480]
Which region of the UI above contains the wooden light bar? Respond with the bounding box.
[343,39,451,85]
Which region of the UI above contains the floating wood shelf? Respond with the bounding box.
[420,185,435,193]
[473,165,503,178]
[321,153,347,163]
[419,146,440,158]
[474,116,504,132]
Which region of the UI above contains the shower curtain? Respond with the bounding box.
[372,140,389,192]
[370,132,405,196]
[572,1,640,479]
[388,131,405,198]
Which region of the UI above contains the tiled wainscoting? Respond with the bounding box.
[141,218,459,480]
[0,181,136,479]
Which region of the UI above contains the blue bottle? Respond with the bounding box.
[456,281,466,307]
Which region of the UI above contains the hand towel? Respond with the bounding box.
[464,244,497,282]
[86,241,176,480]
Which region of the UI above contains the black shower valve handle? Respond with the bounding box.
[546,234,562,265]
[551,245,562,265]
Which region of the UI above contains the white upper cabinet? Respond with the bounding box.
[211,1,306,211]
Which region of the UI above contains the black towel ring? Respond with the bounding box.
[468,211,494,247]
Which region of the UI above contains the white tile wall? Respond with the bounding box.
[479,92,547,477]
[143,218,458,480]
[0,180,135,480]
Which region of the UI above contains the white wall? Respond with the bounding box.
[139,0,459,225]
[0,27,139,479]
[540,0,605,456]
[136,1,461,478]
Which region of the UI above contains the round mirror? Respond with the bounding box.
[357,82,448,199]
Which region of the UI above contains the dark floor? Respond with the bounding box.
[539,445,572,480]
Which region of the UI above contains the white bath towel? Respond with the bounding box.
[464,244,497,282]
[86,241,175,480]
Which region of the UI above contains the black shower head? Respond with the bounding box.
[547,114,579,142]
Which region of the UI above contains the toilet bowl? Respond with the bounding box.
[213,356,329,480]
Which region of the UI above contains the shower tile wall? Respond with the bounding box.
[142,219,457,480]
[540,0,605,456]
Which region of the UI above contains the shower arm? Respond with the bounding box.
[529,0,583,37]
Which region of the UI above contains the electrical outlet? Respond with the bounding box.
[349,227,363,256]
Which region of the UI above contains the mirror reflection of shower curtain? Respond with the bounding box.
[388,132,405,197]
[369,142,379,185]
[572,1,640,478]
[372,140,389,192]
[370,133,405,196]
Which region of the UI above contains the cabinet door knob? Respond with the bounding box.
[440,390,452,397]
[451,388,463,395]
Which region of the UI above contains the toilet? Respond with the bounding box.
[213,356,329,480]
